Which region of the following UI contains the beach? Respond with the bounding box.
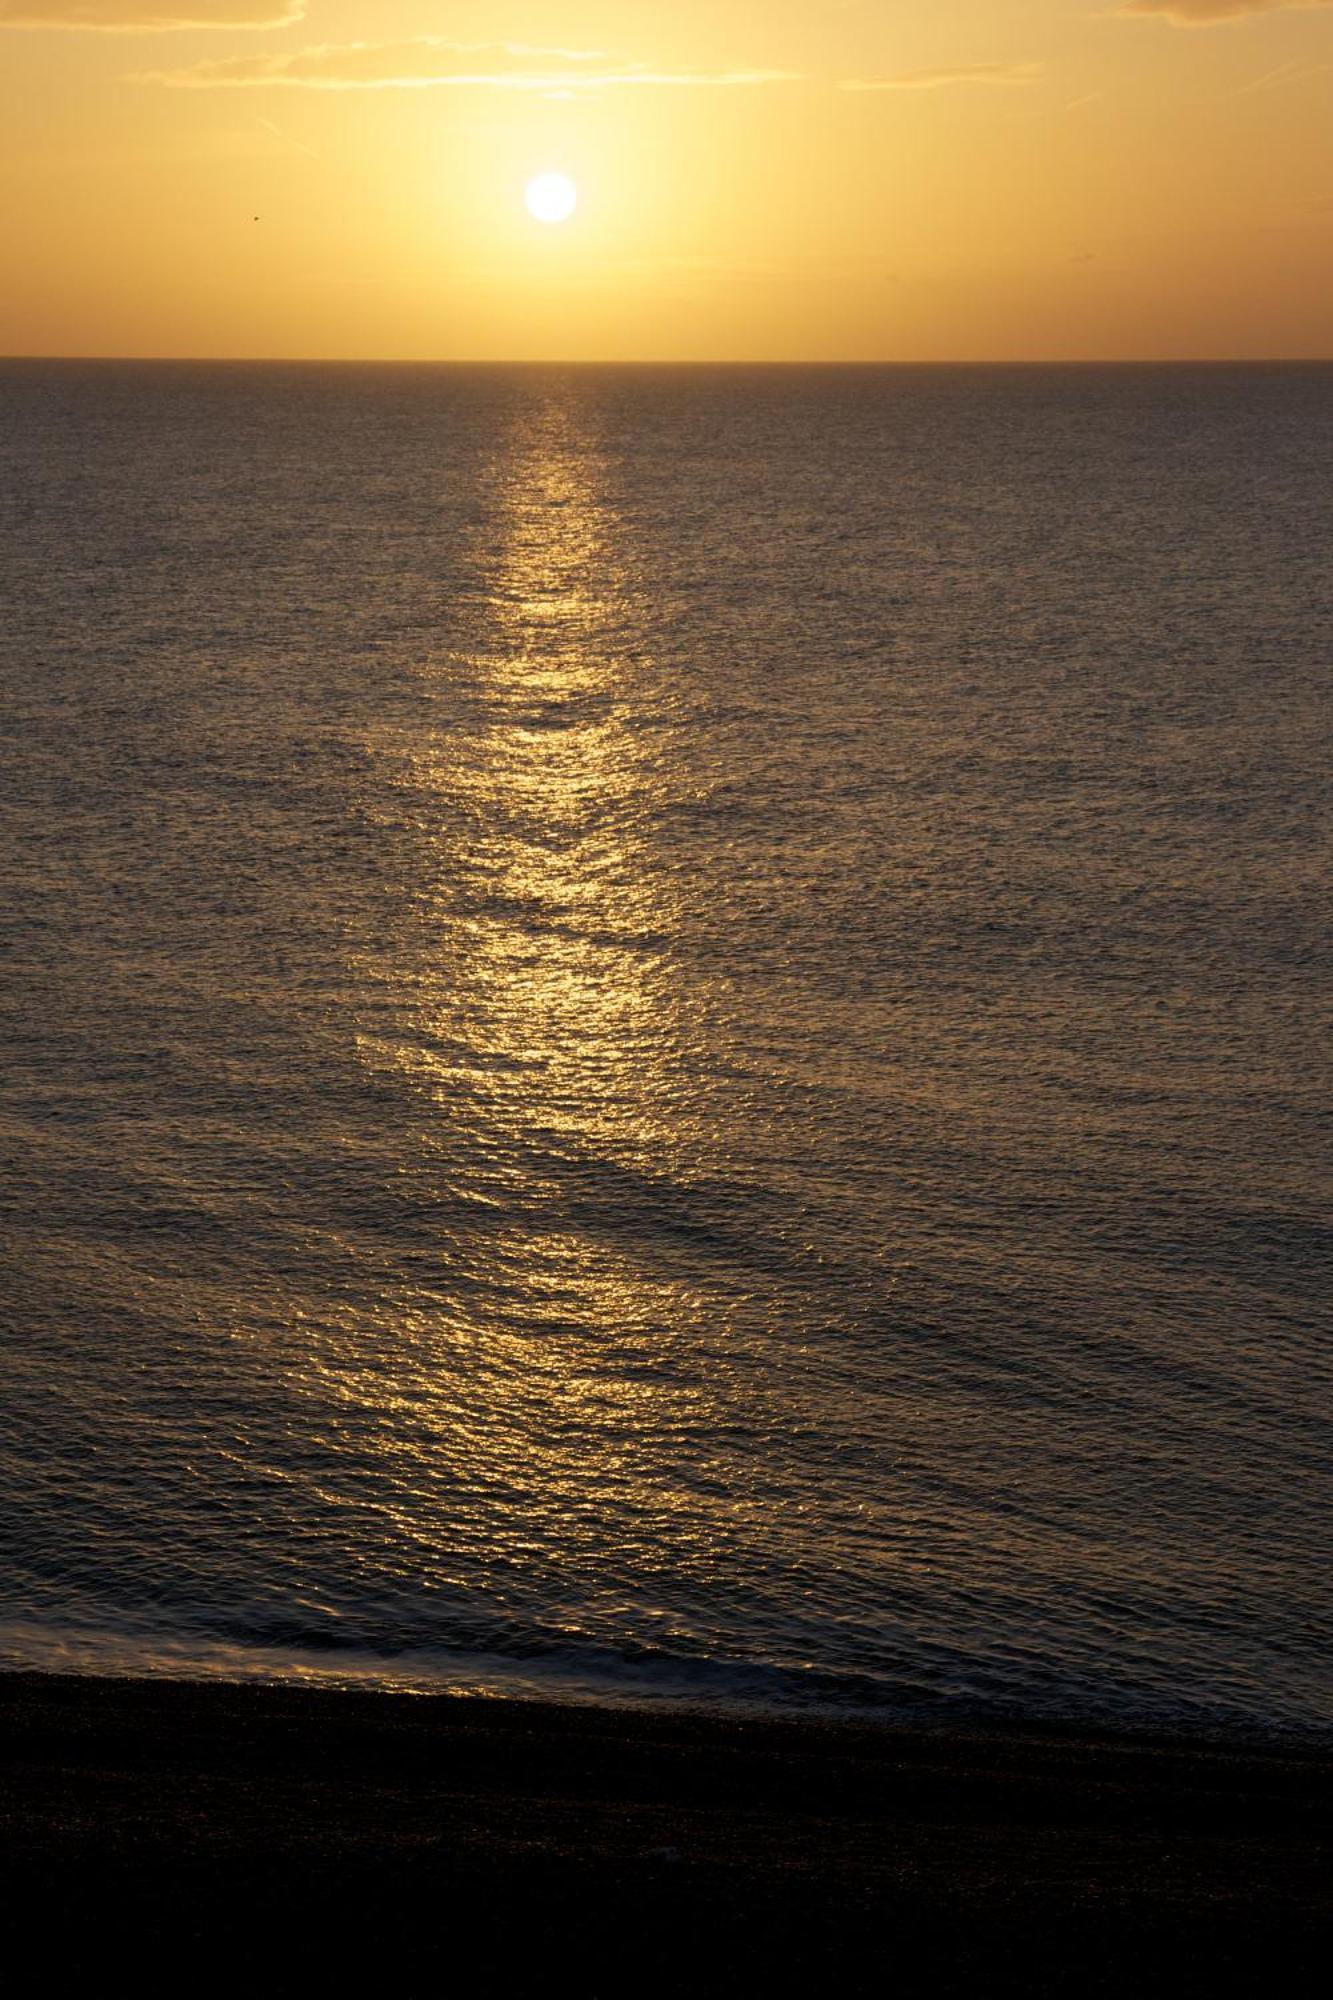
[2,1671,1328,1992]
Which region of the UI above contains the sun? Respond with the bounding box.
[525,172,578,226]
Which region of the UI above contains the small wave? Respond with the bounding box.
[3,1614,1328,1752]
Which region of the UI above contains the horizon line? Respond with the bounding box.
[3,352,1332,368]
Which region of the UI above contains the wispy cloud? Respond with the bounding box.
[137,39,800,92]
[1117,1,1332,24]
[252,111,320,160]
[840,64,1043,93]
[1220,54,1333,93]
[0,1,303,24]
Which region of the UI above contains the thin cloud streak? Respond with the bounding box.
[1220,56,1333,93]
[0,1,302,24]
[137,39,800,92]
[1117,0,1332,23]
[252,112,321,160]
[840,64,1043,92]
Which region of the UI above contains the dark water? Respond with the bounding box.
[1,361,1330,1737]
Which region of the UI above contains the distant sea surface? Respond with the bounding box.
[1,362,1330,1739]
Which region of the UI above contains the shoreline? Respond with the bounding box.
[3,1668,1329,1991]
[2,1644,1328,1756]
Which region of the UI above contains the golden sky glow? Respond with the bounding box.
[2,0,1330,358]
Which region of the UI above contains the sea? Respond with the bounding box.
[1,360,1329,1742]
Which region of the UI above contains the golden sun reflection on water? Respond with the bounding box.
[446,389,684,1169]
[339,384,753,1593]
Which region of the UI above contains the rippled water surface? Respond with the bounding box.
[1,362,1330,1735]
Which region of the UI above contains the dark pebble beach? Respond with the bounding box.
[2,1671,1329,1993]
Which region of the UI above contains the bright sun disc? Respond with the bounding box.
[525,172,578,225]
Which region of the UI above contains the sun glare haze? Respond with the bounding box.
[0,0,1330,359]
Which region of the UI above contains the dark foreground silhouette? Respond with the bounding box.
[1,1672,1328,1993]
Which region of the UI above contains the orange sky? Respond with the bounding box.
[2,0,1330,359]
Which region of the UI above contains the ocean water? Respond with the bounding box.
[1,361,1329,1739]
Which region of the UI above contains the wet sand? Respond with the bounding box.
[1,1670,1329,1992]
